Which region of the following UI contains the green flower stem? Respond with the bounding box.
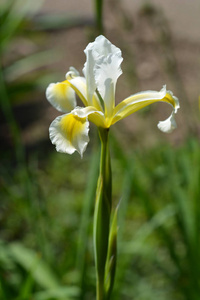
[94,127,112,300]
[95,0,104,33]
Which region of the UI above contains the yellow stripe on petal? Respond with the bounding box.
[66,70,103,111]
[67,77,88,107]
[60,114,86,142]
[46,81,76,112]
[49,113,90,157]
[112,86,180,131]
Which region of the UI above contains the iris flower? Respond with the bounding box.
[46,35,179,157]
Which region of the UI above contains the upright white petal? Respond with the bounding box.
[65,70,88,107]
[94,53,123,120]
[83,35,122,111]
[66,66,80,78]
[85,35,122,59]
[68,77,88,106]
[83,49,96,105]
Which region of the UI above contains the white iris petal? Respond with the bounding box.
[49,112,90,157]
[112,86,179,131]
[49,106,105,157]
[46,82,76,113]
[83,49,96,105]
[65,66,80,79]
[157,112,177,133]
[94,53,123,120]
[83,35,123,113]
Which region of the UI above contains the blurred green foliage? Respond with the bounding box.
[1,135,200,300]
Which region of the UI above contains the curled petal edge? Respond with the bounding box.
[157,91,180,133]
[49,112,90,158]
[49,107,105,157]
[157,112,177,133]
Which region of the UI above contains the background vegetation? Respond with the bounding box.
[0,0,200,299]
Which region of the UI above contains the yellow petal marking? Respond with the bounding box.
[64,79,88,107]
[56,82,74,108]
[46,81,76,112]
[60,113,87,146]
[112,90,178,125]
[88,112,106,128]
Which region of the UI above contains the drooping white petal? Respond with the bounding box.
[157,112,177,133]
[46,81,76,112]
[113,86,167,120]
[49,104,106,156]
[49,111,90,157]
[112,86,180,132]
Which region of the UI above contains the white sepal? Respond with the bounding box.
[157,112,177,133]
[49,112,90,158]
[46,82,76,113]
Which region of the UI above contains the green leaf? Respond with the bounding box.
[9,243,59,289]
[34,286,80,300]
[123,204,176,254]
[4,50,59,82]
[105,204,118,299]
